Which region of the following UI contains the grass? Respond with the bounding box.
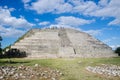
[0,57,120,80]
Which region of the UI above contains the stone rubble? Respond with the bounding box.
[86,64,120,77]
[0,65,62,80]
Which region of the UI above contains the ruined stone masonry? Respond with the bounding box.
[11,28,117,58]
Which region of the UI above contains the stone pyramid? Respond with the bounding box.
[11,27,117,58]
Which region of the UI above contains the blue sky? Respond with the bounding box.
[0,0,120,49]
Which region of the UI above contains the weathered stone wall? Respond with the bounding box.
[66,28,116,57]
[11,28,117,58]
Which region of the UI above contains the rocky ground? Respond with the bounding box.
[0,64,62,80]
[86,64,120,77]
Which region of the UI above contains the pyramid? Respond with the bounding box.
[11,27,117,58]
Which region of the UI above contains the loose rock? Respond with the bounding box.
[86,64,120,77]
[0,65,62,80]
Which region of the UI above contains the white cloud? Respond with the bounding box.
[0,25,7,32]
[28,0,72,14]
[39,21,50,26]
[0,25,25,37]
[34,18,39,22]
[84,29,102,36]
[23,0,120,26]
[69,0,120,26]
[103,39,111,43]
[98,0,110,6]
[40,16,94,30]
[88,0,120,25]
[72,1,99,15]
[73,0,120,26]
[108,18,120,26]
[22,0,31,8]
[22,0,31,3]
[0,7,34,29]
[24,0,98,15]
[55,16,94,27]
[0,7,34,37]
[103,37,119,43]
[110,45,120,50]
[70,0,120,26]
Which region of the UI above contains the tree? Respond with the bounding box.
[115,47,120,56]
[5,48,27,58]
[0,36,2,54]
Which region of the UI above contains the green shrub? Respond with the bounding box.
[115,47,120,56]
[5,48,27,58]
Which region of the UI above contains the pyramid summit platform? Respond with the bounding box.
[11,27,117,58]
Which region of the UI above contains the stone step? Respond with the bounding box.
[14,43,59,46]
[13,44,107,50]
[15,41,59,44]
[19,39,40,42]
[28,32,59,40]
[11,46,27,49]
[24,37,42,39]
[22,40,59,43]
[59,47,75,55]
[11,46,29,52]
[19,39,59,43]
[31,50,49,52]
[24,37,59,40]
[27,54,58,58]
[29,50,57,53]
[14,43,60,48]
[27,47,55,51]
